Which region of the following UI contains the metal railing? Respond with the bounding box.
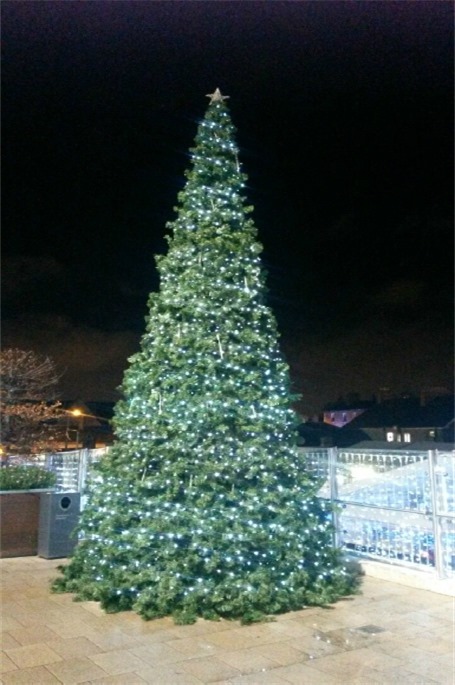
[300,447,455,579]
[8,445,454,578]
[6,449,107,493]
[44,448,107,493]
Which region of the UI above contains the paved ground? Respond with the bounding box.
[0,557,453,684]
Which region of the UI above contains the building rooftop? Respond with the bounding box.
[347,395,454,429]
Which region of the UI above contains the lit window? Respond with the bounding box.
[404,433,411,443]
[386,432,394,442]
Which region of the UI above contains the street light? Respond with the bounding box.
[64,410,82,449]
[64,409,112,449]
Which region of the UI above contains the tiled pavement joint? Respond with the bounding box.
[1,557,453,684]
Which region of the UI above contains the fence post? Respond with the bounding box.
[328,447,340,548]
[77,449,89,494]
[44,453,53,473]
[428,450,445,579]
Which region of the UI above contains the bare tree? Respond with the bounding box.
[1,349,64,457]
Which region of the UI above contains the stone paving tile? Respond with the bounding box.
[85,673,148,684]
[226,623,291,646]
[84,628,144,652]
[413,634,454,655]
[43,619,101,640]
[370,639,452,666]
[403,610,453,630]
[0,636,21,652]
[47,605,109,624]
[322,625,380,650]
[276,606,318,619]
[435,652,455,670]
[6,611,61,630]
[128,642,190,666]
[315,606,379,627]
[1,558,454,685]
[46,593,81,607]
[4,644,62,670]
[14,598,58,613]
[276,614,345,636]
[0,653,18,674]
[73,613,129,634]
[179,655,242,682]
[428,608,455,626]
[398,653,455,683]
[45,655,108,683]
[361,577,404,594]
[19,586,53,599]
[132,629,179,646]
[198,630,259,652]
[206,624,299,652]
[78,602,113,617]
[217,647,281,675]
[263,661,343,684]
[164,619,235,640]
[134,664,206,684]
[0,618,23,633]
[6,625,60,647]
[166,635,225,658]
[410,595,453,612]
[243,640,306,667]
[226,668,302,684]
[88,649,150,676]
[0,603,28,618]
[286,632,345,659]
[44,636,103,659]
[113,617,175,639]
[1,665,61,684]
[305,646,406,680]
[350,666,444,685]
[372,614,431,638]
[222,619,296,642]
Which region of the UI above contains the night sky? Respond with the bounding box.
[2,1,454,414]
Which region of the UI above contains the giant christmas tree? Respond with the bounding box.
[54,89,358,623]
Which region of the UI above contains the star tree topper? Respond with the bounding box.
[206,88,230,103]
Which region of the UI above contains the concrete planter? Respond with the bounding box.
[0,490,52,558]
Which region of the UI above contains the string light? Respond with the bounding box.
[52,93,359,624]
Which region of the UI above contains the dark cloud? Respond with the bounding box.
[2,314,139,401]
[2,255,65,299]
[375,280,425,305]
[286,316,454,415]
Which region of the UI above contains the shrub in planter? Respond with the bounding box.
[0,465,56,491]
[0,465,56,558]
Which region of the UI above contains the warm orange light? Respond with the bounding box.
[71,409,82,417]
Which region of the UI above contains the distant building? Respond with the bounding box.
[342,394,454,446]
[323,396,374,428]
[297,421,371,448]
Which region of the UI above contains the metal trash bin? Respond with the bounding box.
[38,492,80,558]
